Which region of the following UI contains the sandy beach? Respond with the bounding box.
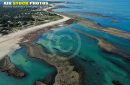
[0,13,70,59]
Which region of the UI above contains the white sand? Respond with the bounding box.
[0,37,21,60]
[0,14,70,59]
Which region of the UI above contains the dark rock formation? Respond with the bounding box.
[64,19,75,24]
[0,56,26,78]
[112,80,123,85]
[22,43,80,85]
[41,71,57,85]
[72,28,130,60]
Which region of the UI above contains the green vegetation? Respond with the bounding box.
[0,7,62,35]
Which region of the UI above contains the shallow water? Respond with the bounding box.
[53,0,130,32]
[36,24,130,85]
[0,0,130,85]
[0,48,55,85]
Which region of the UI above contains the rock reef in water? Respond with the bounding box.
[0,56,26,78]
[112,80,123,85]
[36,70,57,85]
[78,18,130,39]
[98,39,130,60]
[21,43,80,85]
[61,12,130,39]
[72,29,130,60]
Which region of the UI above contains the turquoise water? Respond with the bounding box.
[0,0,130,85]
[53,0,130,32]
[0,48,55,85]
[36,24,130,85]
[68,23,130,54]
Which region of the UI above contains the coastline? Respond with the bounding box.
[0,3,130,85]
[0,4,82,85]
[0,6,70,59]
[17,18,80,85]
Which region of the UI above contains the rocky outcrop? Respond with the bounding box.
[0,56,26,78]
[98,39,130,60]
[21,43,80,85]
[112,80,123,85]
[61,12,130,39]
[72,29,130,60]
[41,71,57,85]
[64,19,75,24]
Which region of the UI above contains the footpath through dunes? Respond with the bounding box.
[59,12,130,39]
[71,29,130,60]
[21,43,80,85]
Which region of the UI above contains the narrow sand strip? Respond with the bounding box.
[0,14,70,59]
